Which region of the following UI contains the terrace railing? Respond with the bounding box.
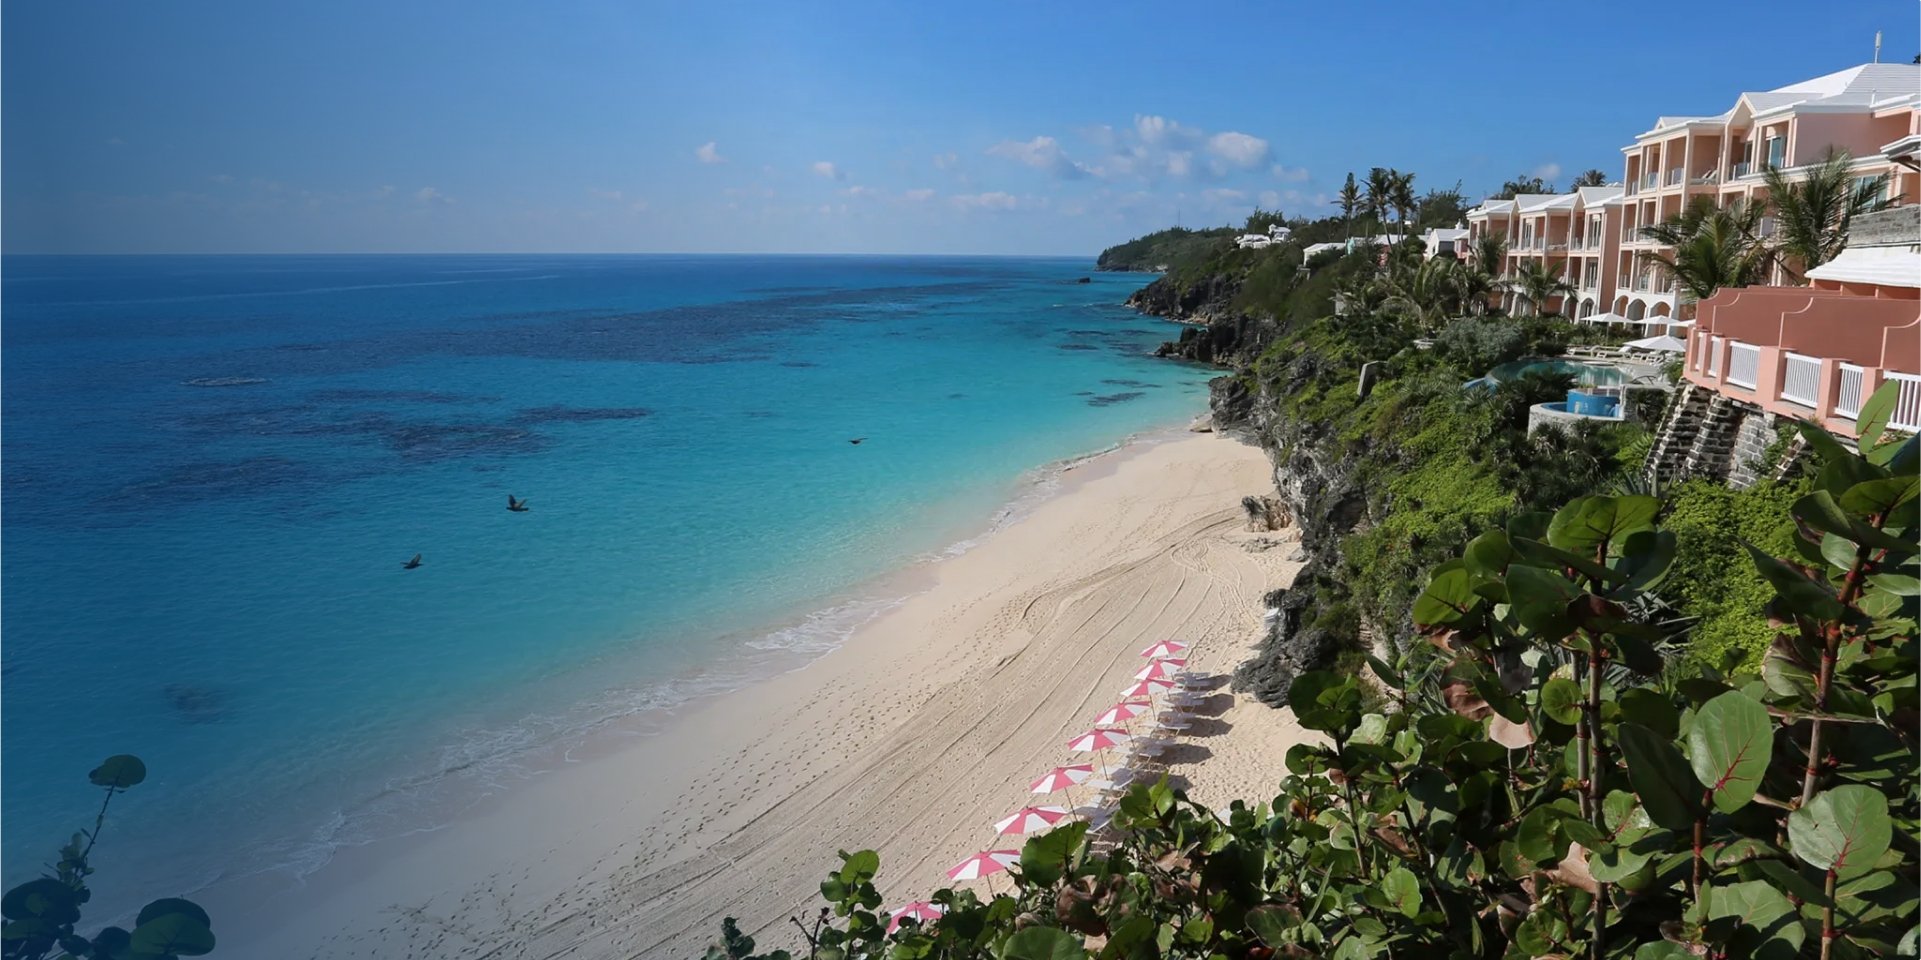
[1834,363,1866,419]
[1780,353,1821,408]
[1733,161,1752,178]
[1668,168,1684,186]
[1727,342,1761,389]
[1707,336,1723,377]
[1890,372,1921,433]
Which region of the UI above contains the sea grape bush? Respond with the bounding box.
[713,384,1916,960]
[0,756,217,959]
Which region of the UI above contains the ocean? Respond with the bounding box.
[0,254,1202,916]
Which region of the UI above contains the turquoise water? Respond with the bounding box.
[0,255,1203,914]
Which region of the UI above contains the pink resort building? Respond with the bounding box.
[1468,62,1920,324]
[1681,205,1920,438]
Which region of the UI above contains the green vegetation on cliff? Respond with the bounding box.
[717,398,1919,960]
[1094,226,1237,272]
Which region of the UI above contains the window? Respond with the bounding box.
[1766,136,1785,169]
[1853,176,1888,206]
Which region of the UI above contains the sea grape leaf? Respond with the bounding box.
[1001,926,1084,960]
[1464,530,1518,578]
[1020,821,1087,887]
[1540,677,1581,726]
[1788,785,1891,880]
[1546,495,1659,554]
[1840,475,1920,520]
[88,755,147,790]
[1613,529,1677,593]
[1617,722,1701,830]
[1618,688,1679,739]
[1687,692,1772,814]
[1744,542,1845,620]
[128,914,216,957]
[1413,560,1480,626]
[1380,867,1420,918]
[1707,879,1803,960]
[1856,380,1899,446]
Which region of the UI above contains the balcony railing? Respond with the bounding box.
[1727,342,1761,389]
[1707,336,1723,377]
[1667,168,1684,186]
[1641,172,1660,189]
[1758,217,1778,238]
[1732,162,1752,178]
[1780,353,1821,408]
[1587,235,1601,250]
[1834,363,1866,419]
[1891,373,1921,432]
[1548,243,1568,252]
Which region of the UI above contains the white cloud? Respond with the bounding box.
[951,191,1019,211]
[841,185,880,198]
[811,161,845,181]
[695,141,727,164]
[415,186,451,204]
[588,188,624,201]
[1202,188,1249,207]
[1533,162,1563,182]
[1206,131,1269,169]
[630,199,650,213]
[902,188,936,202]
[1270,165,1310,182]
[207,173,235,184]
[378,185,396,197]
[1259,190,1283,208]
[1165,152,1193,178]
[933,152,959,171]
[985,136,1091,180]
[1133,115,1199,147]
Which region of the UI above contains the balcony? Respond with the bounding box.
[1587,235,1601,250]
[1835,364,1866,418]
[1667,168,1685,186]
[1548,243,1568,253]
[1727,343,1761,389]
[1641,172,1660,189]
[1732,162,1751,178]
[1780,353,1821,408]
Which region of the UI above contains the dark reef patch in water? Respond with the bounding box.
[1087,392,1145,407]
[1100,379,1161,389]
[1057,343,1099,351]
[310,388,495,405]
[511,406,652,424]
[164,684,229,725]
[183,377,270,388]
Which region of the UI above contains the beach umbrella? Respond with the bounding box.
[1140,641,1189,659]
[1134,658,1187,682]
[1093,700,1151,726]
[946,849,1019,882]
[1118,678,1175,700]
[1066,727,1133,752]
[1029,764,1095,794]
[886,902,946,935]
[995,805,1070,836]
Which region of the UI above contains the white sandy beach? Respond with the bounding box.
[205,432,1318,959]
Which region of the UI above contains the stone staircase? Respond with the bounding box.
[1682,393,1747,483]
[1644,384,1710,486]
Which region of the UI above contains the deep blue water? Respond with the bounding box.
[0,254,1200,913]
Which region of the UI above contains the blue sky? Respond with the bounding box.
[5,1,1916,255]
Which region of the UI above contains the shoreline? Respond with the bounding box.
[200,428,1312,959]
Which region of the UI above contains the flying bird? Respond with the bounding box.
[402,553,423,570]
[507,494,530,512]
[848,438,867,445]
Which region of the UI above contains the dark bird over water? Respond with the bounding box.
[848,438,867,445]
[403,553,423,570]
[507,494,531,512]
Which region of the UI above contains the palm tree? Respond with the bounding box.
[1364,167,1395,238]
[1509,261,1577,316]
[1570,169,1609,188]
[1389,170,1417,242]
[1637,197,1772,303]
[1334,173,1360,237]
[1495,174,1553,199]
[1471,234,1507,278]
[1383,256,1461,330]
[1763,149,1893,279]
[1451,264,1499,317]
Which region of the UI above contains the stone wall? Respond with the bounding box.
[1851,206,1921,248]
[1725,408,1781,490]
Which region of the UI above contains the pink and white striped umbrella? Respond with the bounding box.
[1118,678,1175,699]
[946,849,1020,881]
[1029,764,1095,794]
[1134,658,1187,682]
[1093,700,1151,726]
[1066,726,1133,752]
[995,805,1070,835]
[887,902,946,934]
[1140,641,1189,659]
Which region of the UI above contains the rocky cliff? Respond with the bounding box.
[1130,267,1371,707]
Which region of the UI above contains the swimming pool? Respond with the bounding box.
[1481,358,1628,387]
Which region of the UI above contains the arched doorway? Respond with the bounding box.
[1612,295,1630,316]
[1578,299,1596,319]
[1626,300,1647,321]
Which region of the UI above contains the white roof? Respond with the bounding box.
[1576,185,1625,208]
[1467,199,1516,220]
[1302,242,1345,258]
[1804,247,1921,289]
[1638,63,1921,137]
[1516,192,1578,214]
[1424,227,1469,241]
